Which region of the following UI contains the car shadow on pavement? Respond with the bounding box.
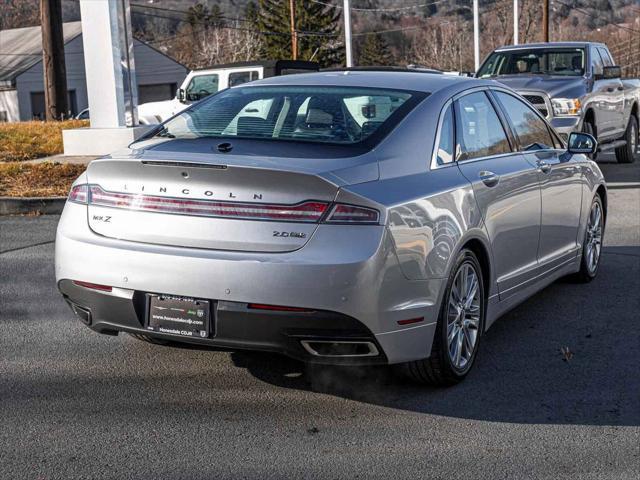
[230,245,640,426]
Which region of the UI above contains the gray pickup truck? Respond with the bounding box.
[478,42,640,163]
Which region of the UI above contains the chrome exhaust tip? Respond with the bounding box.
[300,340,379,358]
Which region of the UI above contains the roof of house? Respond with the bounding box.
[0,21,83,85]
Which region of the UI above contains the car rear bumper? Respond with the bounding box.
[55,202,444,364]
[59,279,388,365]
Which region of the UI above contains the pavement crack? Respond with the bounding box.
[0,240,55,255]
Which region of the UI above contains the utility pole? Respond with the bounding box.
[289,0,297,60]
[40,0,68,120]
[343,0,353,67]
[513,0,519,45]
[542,0,550,42]
[473,0,480,72]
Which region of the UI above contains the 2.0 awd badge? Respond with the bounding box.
[273,231,306,238]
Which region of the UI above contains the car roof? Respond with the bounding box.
[495,41,604,51]
[243,70,478,94]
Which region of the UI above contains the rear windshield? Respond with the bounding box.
[478,48,585,77]
[155,85,423,146]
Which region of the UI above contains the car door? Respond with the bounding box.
[454,90,542,299]
[590,46,622,138]
[597,47,625,137]
[492,90,583,271]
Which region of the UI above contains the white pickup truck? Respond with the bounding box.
[137,60,318,125]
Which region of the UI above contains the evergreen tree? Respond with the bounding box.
[256,0,344,67]
[357,34,394,66]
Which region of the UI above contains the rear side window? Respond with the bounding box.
[436,104,454,165]
[454,92,511,160]
[159,85,422,147]
[494,92,555,151]
[228,70,260,87]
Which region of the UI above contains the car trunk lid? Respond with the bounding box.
[85,157,343,252]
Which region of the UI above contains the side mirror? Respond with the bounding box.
[568,131,597,155]
[602,65,621,79]
[177,88,186,103]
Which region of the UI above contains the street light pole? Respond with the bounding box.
[513,0,519,45]
[343,0,353,67]
[473,0,480,72]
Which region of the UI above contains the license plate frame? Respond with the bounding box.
[146,294,211,339]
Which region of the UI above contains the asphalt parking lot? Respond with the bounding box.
[1,155,639,480]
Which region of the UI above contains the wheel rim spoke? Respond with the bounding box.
[446,261,482,370]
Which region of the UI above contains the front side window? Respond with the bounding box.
[436,104,454,165]
[478,48,585,77]
[455,92,511,161]
[185,74,219,102]
[494,92,555,151]
[597,47,613,67]
[591,48,604,76]
[158,85,421,147]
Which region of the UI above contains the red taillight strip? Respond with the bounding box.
[88,186,328,222]
[247,303,315,313]
[72,280,113,292]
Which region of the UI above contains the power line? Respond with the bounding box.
[307,0,449,12]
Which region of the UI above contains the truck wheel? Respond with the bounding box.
[615,116,638,164]
[582,121,597,160]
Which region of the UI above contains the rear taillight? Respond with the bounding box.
[68,184,88,204]
[89,185,328,222]
[325,204,379,224]
[84,185,380,225]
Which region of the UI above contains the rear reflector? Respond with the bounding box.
[72,280,113,292]
[89,185,328,222]
[247,303,314,313]
[397,317,424,326]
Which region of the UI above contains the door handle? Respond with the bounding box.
[606,87,615,93]
[479,170,500,187]
[617,86,624,91]
[537,160,552,173]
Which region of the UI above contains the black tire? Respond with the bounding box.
[128,332,172,345]
[615,115,638,164]
[404,249,485,386]
[572,195,605,283]
[582,120,598,160]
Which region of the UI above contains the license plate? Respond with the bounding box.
[147,294,210,338]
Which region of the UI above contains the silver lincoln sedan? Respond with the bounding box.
[55,71,606,385]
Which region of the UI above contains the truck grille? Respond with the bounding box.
[522,94,549,118]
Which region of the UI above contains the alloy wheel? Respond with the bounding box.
[631,122,638,154]
[446,262,481,370]
[585,201,603,274]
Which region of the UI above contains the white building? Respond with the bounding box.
[0,21,187,122]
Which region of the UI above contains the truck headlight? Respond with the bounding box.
[551,98,582,116]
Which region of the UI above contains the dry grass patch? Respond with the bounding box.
[0,162,86,197]
[0,120,89,162]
